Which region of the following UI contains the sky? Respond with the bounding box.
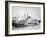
[12,6,41,21]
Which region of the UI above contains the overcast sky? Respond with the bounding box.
[12,6,41,21]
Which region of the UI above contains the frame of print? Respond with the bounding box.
[5,1,45,36]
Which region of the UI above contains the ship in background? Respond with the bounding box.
[12,13,41,27]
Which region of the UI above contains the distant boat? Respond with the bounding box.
[12,13,41,27]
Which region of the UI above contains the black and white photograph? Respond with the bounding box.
[5,1,45,36]
[12,6,41,30]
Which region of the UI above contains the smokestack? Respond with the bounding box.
[24,13,26,19]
